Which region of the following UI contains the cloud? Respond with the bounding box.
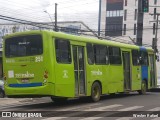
[0,0,99,29]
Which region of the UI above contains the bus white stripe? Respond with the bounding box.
[117,106,144,111]
[84,104,123,111]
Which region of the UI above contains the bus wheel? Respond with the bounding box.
[51,97,68,103]
[138,81,147,95]
[91,82,101,102]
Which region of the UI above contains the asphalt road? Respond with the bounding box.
[0,92,160,120]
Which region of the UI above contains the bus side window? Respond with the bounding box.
[94,45,109,64]
[55,39,71,63]
[140,51,148,66]
[132,50,140,66]
[86,43,94,64]
[109,47,122,65]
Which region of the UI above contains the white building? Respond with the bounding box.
[100,0,160,48]
[0,21,96,45]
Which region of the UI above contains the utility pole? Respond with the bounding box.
[150,13,160,53]
[98,0,101,37]
[136,0,144,46]
[154,14,159,53]
[55,3,58,32]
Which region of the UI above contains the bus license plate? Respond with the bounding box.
[21,79,29,83]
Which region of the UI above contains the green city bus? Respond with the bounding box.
[3,30,157,102]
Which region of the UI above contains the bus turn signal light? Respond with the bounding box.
[44,71,48,79]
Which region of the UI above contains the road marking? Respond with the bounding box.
[84,104,123,111]
[116,117,133,120]
[147,107,160,111]
[79,117,102,120]
[42,104,123,120]
[80,104,123,120]
[117,106,144,111]
[151,118,160,120]
[115,106,144,120]
[42,117,67,120]
[42,105,160,120]
[55,103,101,111]
[116,106,160,120]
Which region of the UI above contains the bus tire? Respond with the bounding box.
[91,82,101,102]
[51,97,68,103]
[138,81,147,95]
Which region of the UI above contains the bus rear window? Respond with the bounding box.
[5,35,43,57]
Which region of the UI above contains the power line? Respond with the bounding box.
[0,15,157,33]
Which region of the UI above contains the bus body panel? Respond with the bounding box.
[131,65,141,90]
[140,47,149,82]
[107,65,123,93]
[54,63,75,97]
[3,30,156,99]
[3,31,55,97]
[148,52,157,89]
[130,48,141,91]
[141,66,149,81]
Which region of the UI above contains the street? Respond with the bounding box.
[0,92,160,120]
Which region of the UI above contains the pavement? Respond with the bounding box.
[0,98,35,106]
[0,97,52,106]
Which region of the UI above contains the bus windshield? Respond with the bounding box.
[5,35,43,58]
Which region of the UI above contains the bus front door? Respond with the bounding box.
[149,54,156,88]
[122,52,131,91]
[73,46,86,96]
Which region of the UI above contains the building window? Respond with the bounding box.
[134,9,137,20]
[154,0,157,4]
[107,10,123,17]
[123,24,126,35]
[153,23,156,35]
[105,17,123,36]
[124,10,127,21]
[125,0,127,6]
[154,8,157,19]
[134,24,136,35]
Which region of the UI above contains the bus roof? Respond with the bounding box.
[4,30,153,51]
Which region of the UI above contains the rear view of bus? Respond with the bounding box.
[3,31,53,97]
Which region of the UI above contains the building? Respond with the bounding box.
[0,21,96,45]
[100,0,160,48]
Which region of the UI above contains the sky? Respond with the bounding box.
[0,0,99,29]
